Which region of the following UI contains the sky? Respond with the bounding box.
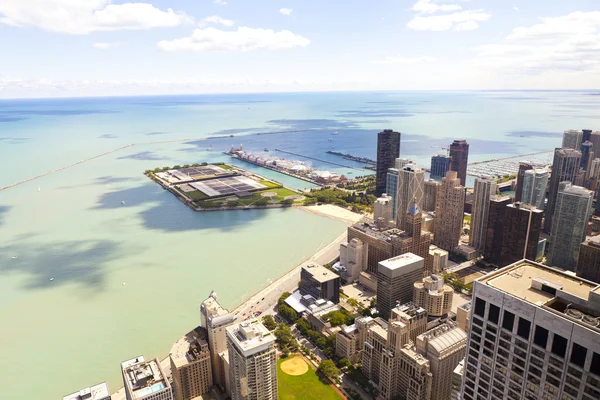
[0,0,599,97]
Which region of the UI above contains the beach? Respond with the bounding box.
[300,204,366,224]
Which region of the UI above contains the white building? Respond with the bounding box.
[122,356,172,400]
[521,168,549,210]
[339,238,366,282]
[374,193,394,227]
[429,245,448,273]
[63,383,111,400]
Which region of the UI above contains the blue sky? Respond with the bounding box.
[0,0,599,97]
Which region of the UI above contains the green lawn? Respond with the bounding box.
[277,357,343,400]
[216,163,234,170]
[259,179,282,189]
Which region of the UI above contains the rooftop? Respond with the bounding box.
[170,327,210,369]
[226,319,276,357]
[303,264,340,283]
[122,356,170,399]
[350,218,408,243]
[63,382,110,400]
[417,322,467,355]
[378,253,424,278]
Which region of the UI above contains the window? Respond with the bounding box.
[534,326,549,349]
[570,343,587,368]
[475,297,486,317]
[591,352,600,377]
[517,318,531,339]
[489,304,500,324]
[503,310,515,331]
[552,334,568,358]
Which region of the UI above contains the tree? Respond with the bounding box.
[274,323,295,348]
[347,298,358,307]
[278,304,298,322]
[262,315,277,331]
[277,292,291,306]
[255,198,269,206]
[318,360,340,380]
[338,358,352,370]
[282,199,294,206]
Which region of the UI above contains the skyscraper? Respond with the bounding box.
[413,274,454,317]
[483,195,512,265]
[562,129,583,149]
[515,162,533,202]
[386,168,399,220]
[424,179,440,212]
[395,157,413,169]
[430,154,452,181]
[461,259,600,400]
[122,356,173,400]
[376,253,425,320]
[586,158,600,191]
[581,141,594,178]
[376,129,401,194]
[545,148,582,232]
[449,140,469,186]
[577,236,600,283]
[499,202,543,267]
[374,193,393,227]
[434,171,465,251]
[395,163,425,229]
[469,177,497,253]
[226,320,277,400]
[548,183,593,270]
[170,328,213,400]
[521,168,549,209]
[200,292,234,392]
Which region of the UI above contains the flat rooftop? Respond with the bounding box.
[379,253,424,278]
[226,319,275,357]
[170,327,210,369]
[303,264,339,283]
[480,260,597,306]
[122,356,170,399]
[63,382,110,400]
[350,218,407,243]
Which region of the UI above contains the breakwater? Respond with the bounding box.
[325,151,376,165]
[274,149,365,170]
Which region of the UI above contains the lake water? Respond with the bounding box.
[1,91,599,399]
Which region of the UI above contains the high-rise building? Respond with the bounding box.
[424,179,440,212]
[226,320,277,400]
[577,236,600,283]
[515,162,533,202]
[548,183,593,270]
[582,141,594,177]
[386,168,399,220]
[499,202,543,267]
[431,154,452,181]
[449,140,469,186]
[586,158,600,191]
[63,383,111,400]
[429,244,448,273]
[376,253,425,320]
[170,328,213,400]
[461,259,600,400]
[376,129,401,194]
[583,128,593,143]
[374,193,394,227]
[483,195,512,265]
[469,177,497,253]
[563,129,584,150]
[339,238,366,282]
[299,264,340,303]
[588,131,600,157]
[416,322,467,400]
[546,148,582,232]
[413,274,454,317]
[521,168,549,209]
[396,163,425,229]
[395,157,413,169]
[200,292,235,392]
[434,171,465,251]
[122,356,173,400]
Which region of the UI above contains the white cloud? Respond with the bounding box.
[507,11,600,40]
[214,0,227,5]
[93,42,123,50]
[280,8,293,16]
[157,27,310,52]
[411,0,462,14]
[0,0,191,34]
[407,10,490,31]
[372,56,436,65]
[513,7,519,11]
[199,16,234,27]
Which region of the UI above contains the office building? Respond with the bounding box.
[434,171,465,251]
[226,320,277,400]
[339,238,365,282]
[452,360,465,400]
[336,316,375,364]
[416,322,467,400]
[395,157,412,169]
[483,195,513,265]
[456,301,471,333]
[587,130,600,153]
[386,168,399,220]
[374,193,394,227]
[521,168,549,209]
[548,183,593,270]
[515,162,533,202]
[63,383,111,400]
[200,291,235,392]
[431,154,452,181]
[122,356,172,400]
[470,177,497,253]
[170,328,213,400]
[499,202,543,267]
[546,148,582,232]
[376,253,425,320]
[582,141,594,177]
[449,140,469,186]
[395,163,425,229]
[300,264,340,303]
[413,274,453,317]
[376,129,401,194]
[586,158,600,191]
[424,179,440,212]
[578,236,600,283]
[563,129,584,150]
[461,259,600,400]
[430,244,448,273]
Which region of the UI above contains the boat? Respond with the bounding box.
[11,256,17,259]
[328,138,333,141]
[37,186,41,192]
[122,282,126,286]
[230,134,235,138]
[332,131,339,135]
[264,148,269,152]
[121,201,126,205]
[49,278,54,281]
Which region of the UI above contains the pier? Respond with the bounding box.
[273,149,366,170]
[325,151,376,165]
[226,152,323,186]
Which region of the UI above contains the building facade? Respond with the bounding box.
[521,168,549,210]
[299,264,340,303]
[515,162,533,202]
[395,163,425,229]
[374,193,394,227]
[449,140,469,186]
[376,129,401,194]
[563,129,584,150]
[499,202,543,267]
[548,183,593,271]
[430,244,449,273]
[434,171,465,251]
[483,195,513,265]
[386,168,399,221]
[431,154,452,181]
[546,148,582,233]
[122,356,173,400]
[577,236,600,283]
[424,179,440,212]
[170,328,213,400]
[339,238,366,282]
[470,177,497,253]
[461,259,600,400]
[413,275,454,317]
[376,253,425,320]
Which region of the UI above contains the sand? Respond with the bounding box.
[300,204,364,224]
[280,356,309,376]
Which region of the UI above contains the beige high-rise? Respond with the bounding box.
[434,171,465,251]
[413,275,454,317]
[170,328,213,400]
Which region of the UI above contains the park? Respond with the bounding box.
[277,355,344,400]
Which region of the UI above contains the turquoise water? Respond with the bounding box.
[1,91,599,399]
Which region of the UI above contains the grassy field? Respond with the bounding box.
[259,179,282,189]
[216,163,234,170]
[195,187,303,208]
[277,357,343,400]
